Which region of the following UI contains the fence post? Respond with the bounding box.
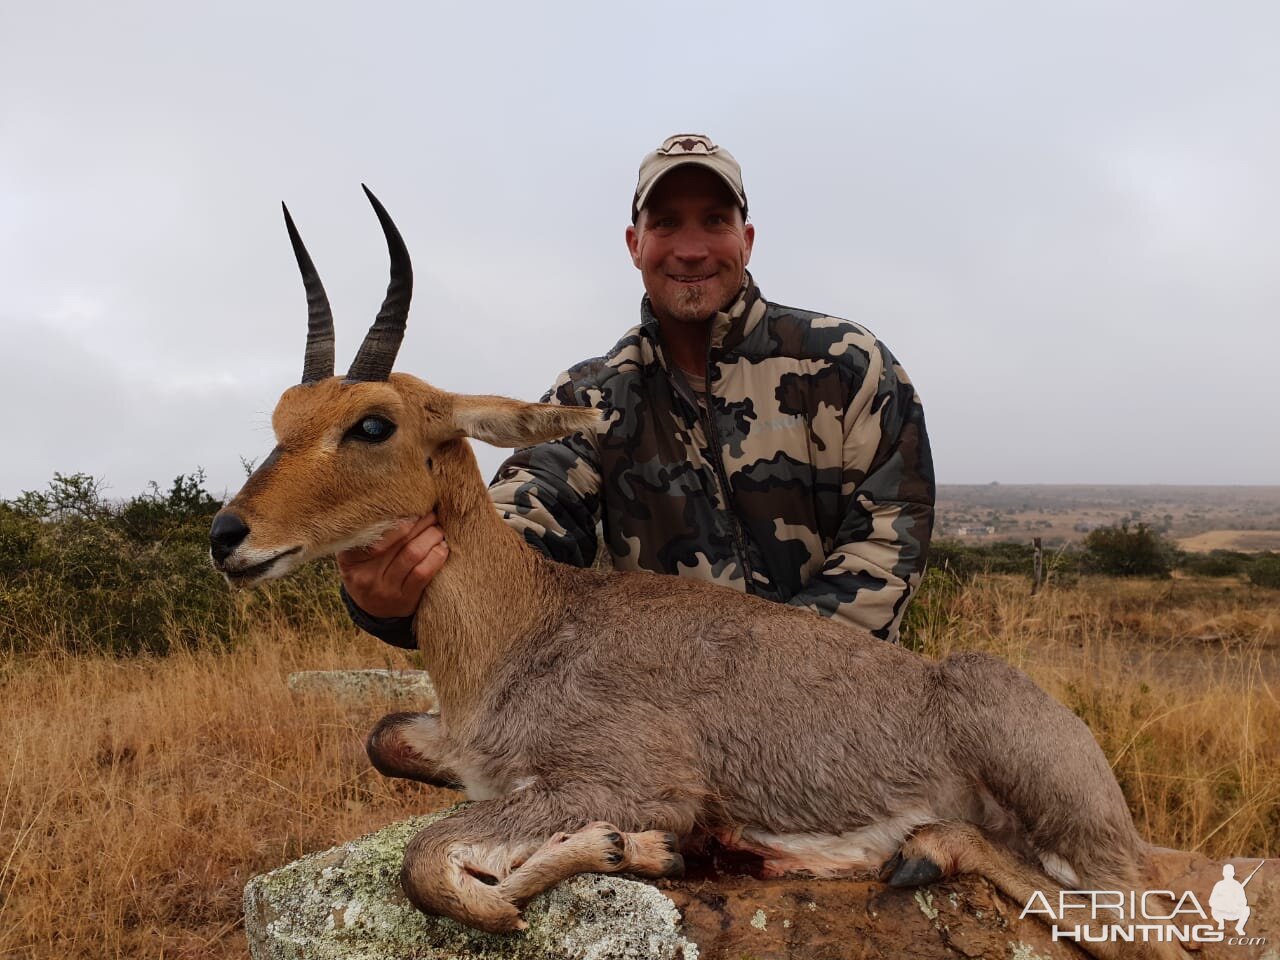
[1031,537,1044,595]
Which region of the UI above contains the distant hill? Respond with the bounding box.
[936,484,1280,551]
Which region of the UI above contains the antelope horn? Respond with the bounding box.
[347,185,412,382]
[282,203,336,384]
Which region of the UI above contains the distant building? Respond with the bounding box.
[953,525,997,537]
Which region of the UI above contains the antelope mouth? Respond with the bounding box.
[217,546,303,587]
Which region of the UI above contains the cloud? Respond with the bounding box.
[2,1,1278,493]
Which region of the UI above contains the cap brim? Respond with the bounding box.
[633,158,747,220]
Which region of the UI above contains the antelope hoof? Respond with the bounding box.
[662,851,686,878]
[623,830,686,878]
[884,853,943,888]
[471,906,528,935]
[657,832,685,877]
[580,822,627,868]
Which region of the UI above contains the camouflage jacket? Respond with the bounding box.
[346,274,934,647]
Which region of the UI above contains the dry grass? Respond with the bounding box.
[1177,529,1280,552]
[913,573,1280,859]
[0,610,446,960]
[1,574,1277,959]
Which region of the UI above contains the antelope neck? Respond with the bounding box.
[413,445,558,723]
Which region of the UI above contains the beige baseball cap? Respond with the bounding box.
[632,133,747,223]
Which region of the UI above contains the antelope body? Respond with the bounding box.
[211,190,1183,959]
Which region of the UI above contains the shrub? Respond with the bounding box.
[927,538,1036,579]
[1082,521,1175,578]
[1248,554,1280,590]
[9,471,110,522]
[0,471,345,655]
[119,469,223,543]
[1179,550,1248,578]
[0,503,42,577]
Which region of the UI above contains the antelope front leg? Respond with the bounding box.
[399,790,687,934]
[498,822,683,907]
[365,711,463,790]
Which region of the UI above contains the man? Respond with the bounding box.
[340,134,934,645]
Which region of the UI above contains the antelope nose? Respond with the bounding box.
[210,512,250,563]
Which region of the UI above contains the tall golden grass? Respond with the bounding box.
[911,573,1279,857]
[0,605,445,960]
[1,573,1276,959]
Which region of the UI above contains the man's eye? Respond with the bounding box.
[346,416,397,443]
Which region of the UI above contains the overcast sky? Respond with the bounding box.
[2,1,1277,502]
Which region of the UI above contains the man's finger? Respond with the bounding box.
[338,514,435,565]
[385,524,447,587]
[402,541,449,595]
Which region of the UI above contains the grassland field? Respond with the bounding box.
[1,567,1277,960]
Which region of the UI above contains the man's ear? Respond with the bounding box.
[625,223,641,268]
[451,394,601,448]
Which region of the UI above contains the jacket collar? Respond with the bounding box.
[639,271,767,362]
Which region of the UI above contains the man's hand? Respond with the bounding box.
[336,515,449,619]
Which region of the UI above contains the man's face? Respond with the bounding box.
[626,166,755,325]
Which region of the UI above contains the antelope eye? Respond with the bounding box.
[346,415,396,443]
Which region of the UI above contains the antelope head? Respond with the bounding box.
[209,187,598,588]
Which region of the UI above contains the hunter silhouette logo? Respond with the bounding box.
[1020,860,1267,947]
[1211,861,1264,936]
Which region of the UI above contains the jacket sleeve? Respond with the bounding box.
[339,584,417,650]
[784,340,935,643]
[486,367,605,568]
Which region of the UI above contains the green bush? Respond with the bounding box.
[1179,550,1248,578]
[8,471,111,522]
[118,470,223,543]
[0,471,345,655]
[1082,521,1175,578]
[927,538,1037,579]
[1247,554,1280,590]
[0,504,42,577]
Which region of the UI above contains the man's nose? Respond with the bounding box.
[671,230,710,260]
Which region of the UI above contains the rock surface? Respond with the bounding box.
[244,810,695,960]
[246,809,1280,960]
[286,670,437,706]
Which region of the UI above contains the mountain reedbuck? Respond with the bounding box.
[210,189,1183,959]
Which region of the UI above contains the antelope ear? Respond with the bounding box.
[451,394,601,448]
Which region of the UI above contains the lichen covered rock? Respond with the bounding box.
[286,670,437,706]
[244,809,697,960]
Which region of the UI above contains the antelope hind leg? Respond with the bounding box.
[365,711,463,789]
[882,820,1049,898]
[884,821,1190,960]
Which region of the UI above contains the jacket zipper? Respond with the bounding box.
[700,345,757,594]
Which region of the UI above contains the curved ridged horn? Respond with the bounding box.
[346,185,412,382]
[282,203,336,384]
